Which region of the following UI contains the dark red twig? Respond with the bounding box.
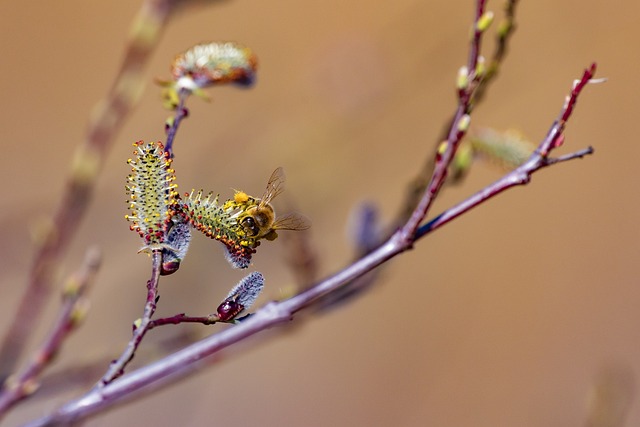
[147,313,219,330]
[163,89,190,157]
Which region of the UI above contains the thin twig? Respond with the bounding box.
[164,89,190,158]
[21,62,597,427]
[147,313,219,330]
[95,251,163,387]
[0,248,101,419]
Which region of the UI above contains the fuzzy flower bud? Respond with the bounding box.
[171,42,258,91]
[476,11,495,32]
[457,66,470,90]
[216,272,265,321]
[457,114,471,132]
[160,216,192,275]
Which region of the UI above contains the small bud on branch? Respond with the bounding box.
[216,272,265,322]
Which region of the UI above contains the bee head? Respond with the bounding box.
[240,205,275,238]
[241,215,259,236]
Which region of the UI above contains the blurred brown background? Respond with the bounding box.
[1,0,639,426]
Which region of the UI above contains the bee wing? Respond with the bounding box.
[258,167,286,208]
[272,212,311,231]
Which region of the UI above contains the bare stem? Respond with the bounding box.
[21,62,597,427]
[147,313,219,330]
[95,250,162,387]
[164,89,190,158]
[548,146,594,164]
[0,248,101,420]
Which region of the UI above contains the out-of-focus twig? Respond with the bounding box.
[163,89,190,157]
[0,248,101,419]
[315,203,381,310]
[281,226,320,292]
[472,0,519,106]
[0,0,177,381]
[586,364,636,427]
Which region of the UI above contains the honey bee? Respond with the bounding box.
[237,167,310,241]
